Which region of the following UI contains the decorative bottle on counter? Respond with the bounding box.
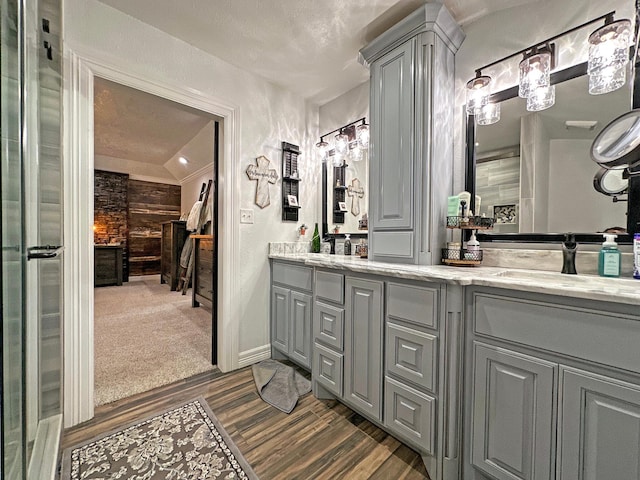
[344,234,351,255]
[311,223,321,253]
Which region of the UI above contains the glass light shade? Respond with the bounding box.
[356,124,369,148]
[315,140,328,160]
[519,51,551,99]
[588,20,632,75]
[332,152,344,167]
[589,64,627,95]
[350,144,364,162]
[335,133,349,155]
[526,85,555,111]
[465,75,491,114]
[476,102,501,126]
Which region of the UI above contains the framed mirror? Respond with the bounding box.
[321,144,369,240]
[466,61,638,243]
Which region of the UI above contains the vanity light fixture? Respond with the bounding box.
[335,131,349,155]
[519,45,554,100]
[465,73,492,115]
[476,102,501,125]
[526,84,555,112]
[315,117,368,164]
[588,17,632,95]
[467,11,630,123]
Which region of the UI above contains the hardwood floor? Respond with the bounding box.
[61,365,430,479]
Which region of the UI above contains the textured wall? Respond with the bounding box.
[128,179,181,276]
[94,170,129,245]
[65,0,319,359]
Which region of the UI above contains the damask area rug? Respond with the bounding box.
[61,397,258,480]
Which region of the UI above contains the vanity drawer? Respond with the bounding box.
[473,292,640,373]
[387,281,438,329]
[384,376,436,455]
[272,262,312,292]
[313,342,343,397]
[315,270,344,304]
[314,301,344,351]
[386,322,437,393]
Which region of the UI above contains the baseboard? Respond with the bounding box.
[238,344,271,368]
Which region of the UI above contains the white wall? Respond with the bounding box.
[454,0,635,199]
[65,0,320,358]
[318,81,370,233]
[548,139,627,232]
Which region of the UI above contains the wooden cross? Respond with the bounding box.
[347,178,365,216]
[246,156,279,208]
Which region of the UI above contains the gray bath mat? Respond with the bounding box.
[252,359,311,414]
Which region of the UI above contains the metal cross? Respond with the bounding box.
[347,178,365,216]
[246,156,279,208]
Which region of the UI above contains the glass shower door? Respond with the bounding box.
[2,0,28,477]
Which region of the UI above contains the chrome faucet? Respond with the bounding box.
[561,233,577,274]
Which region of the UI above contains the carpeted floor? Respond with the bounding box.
[94,274,215,406]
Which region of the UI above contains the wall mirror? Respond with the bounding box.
[321,135,369,240]
[466,61,638,243]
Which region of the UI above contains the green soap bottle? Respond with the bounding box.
[311,223,320,253]
[598,233,620,278]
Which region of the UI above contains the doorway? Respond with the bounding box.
[92,77,220,406]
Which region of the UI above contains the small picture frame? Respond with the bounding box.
[287,195,298,207]
[338,201,348,212]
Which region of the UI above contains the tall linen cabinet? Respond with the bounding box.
[360,4,464,265]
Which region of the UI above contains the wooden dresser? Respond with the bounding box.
[192,234,214,308]
[94,245,123,287]
[160,220,187,290]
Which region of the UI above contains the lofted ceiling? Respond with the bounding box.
[97,0,541,105]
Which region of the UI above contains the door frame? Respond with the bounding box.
[62,49,241,427]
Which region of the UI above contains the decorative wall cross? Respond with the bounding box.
[347,178,365,216]
[246,155,279,208]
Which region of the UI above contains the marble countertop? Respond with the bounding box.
[269,253,640,306]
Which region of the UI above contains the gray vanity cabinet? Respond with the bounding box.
[558,368,640,480]
[344,276,384,421]
[313,270,346,397]
[369,39,415,234]
[465,287,640,480]
[471,343,556,480]
[270,261,313,369]
[360,4,464,265]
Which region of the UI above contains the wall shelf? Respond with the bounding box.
[282,142,300,222]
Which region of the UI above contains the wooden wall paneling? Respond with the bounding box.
[128,179,181,276]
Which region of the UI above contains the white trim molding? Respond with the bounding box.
[63,48,241,427]
[238,344,272,368]
[179,163,214,186]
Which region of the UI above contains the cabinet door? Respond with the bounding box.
[370,39,415,231]
[271,286,290,354]
[559,368,640,480]
[472,343,556,480]
[344,277,383,421]
[289,291,312,369]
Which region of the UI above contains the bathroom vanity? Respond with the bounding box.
[269,254,640,480]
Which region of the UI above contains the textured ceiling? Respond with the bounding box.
[97,0,541,105]
[94,77,213,165]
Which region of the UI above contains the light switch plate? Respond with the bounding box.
[240,208,254,224]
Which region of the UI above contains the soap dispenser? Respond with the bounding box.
[599,233,621,278]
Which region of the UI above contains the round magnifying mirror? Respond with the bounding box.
[593,166,628,196]
[591,109,640,169]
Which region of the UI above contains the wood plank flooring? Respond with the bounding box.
[61,366,430,479]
